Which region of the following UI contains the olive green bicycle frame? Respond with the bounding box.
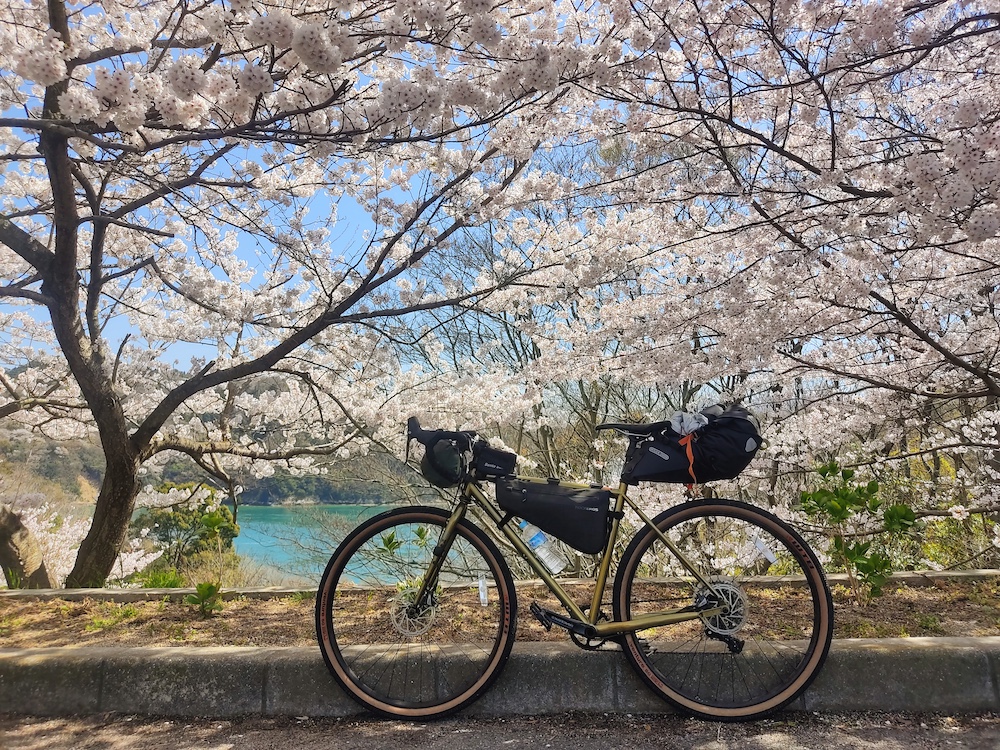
[415,478,724,638]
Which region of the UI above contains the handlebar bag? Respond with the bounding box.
[496,477,611,554]
[473,445,517,478]
[621,404,762,485]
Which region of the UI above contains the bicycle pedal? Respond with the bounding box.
[529,601,553,631]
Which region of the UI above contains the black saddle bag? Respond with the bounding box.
[621,405,762,485]
[495,477,612,554]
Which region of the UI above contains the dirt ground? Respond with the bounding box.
[2,578,998,649]
[3,712,1000,750]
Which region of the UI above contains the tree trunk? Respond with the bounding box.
[64,444,141,588]
[0,504,57,588]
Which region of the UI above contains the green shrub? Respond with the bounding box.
[800,462,916,605]
[135,566,186,588]
[184,582,223,617]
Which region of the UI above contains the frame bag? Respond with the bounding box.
[621,405,762,485]
[495,477,611,554]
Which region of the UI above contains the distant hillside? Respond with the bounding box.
[238,472,394,505]
[1,426,414,509]
[0,432,103,510]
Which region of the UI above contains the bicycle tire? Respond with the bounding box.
[316,506,517,718]
[613,498,833,721]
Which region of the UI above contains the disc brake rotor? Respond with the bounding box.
[390,586,438,637]
[696,579,748,636]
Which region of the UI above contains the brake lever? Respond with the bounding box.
[404,417,425,464]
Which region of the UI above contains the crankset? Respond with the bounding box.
[529,602,599,640]
[569,606,613,651]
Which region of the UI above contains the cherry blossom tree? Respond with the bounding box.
[4,0,1000,587]
[0,0,607,586]
[514,1,1000,506]
[445,0,1000,561]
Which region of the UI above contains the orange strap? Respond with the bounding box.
[678,433,698,483]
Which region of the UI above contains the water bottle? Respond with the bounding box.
[518,520,567,575]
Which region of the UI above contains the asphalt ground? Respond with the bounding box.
[2,712,999,750]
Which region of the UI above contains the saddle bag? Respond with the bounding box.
[495,477,612,554]
[621,404,762,485]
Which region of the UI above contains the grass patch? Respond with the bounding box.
[839,619,911,638]
[916,613,945,634]
[968,581,1000,607]
[0,614,23,637]
[85,602,141,632]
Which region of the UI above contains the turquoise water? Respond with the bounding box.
[232,504,389,584]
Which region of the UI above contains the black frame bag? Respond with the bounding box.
[495,477,611,554]
[621,405,762,485]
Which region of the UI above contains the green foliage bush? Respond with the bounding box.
[800,462,917,605]
[134,566,186,589]
[184,581,223,617]
[131,485,239,568]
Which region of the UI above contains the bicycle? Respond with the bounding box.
[316,415,833,721]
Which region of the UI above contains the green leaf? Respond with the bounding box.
[201,512,225,530]
[884,504,916,533]
[196,581,221,598]
[817,462,839,479]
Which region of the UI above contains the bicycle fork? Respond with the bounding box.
[408,501,470,615]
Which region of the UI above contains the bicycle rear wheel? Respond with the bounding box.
[613,499,833,720]
[316,506,517,718]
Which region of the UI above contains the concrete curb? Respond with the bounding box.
[1,638,998,718]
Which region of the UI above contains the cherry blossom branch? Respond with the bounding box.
[148,436,361,462]
[869,290,1000,396]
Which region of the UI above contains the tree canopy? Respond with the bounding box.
[1,0,998,585]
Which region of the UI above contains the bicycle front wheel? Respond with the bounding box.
[316,506,517,718]
[613,499,833,720]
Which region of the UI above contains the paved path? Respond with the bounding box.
[3,712,999,750]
